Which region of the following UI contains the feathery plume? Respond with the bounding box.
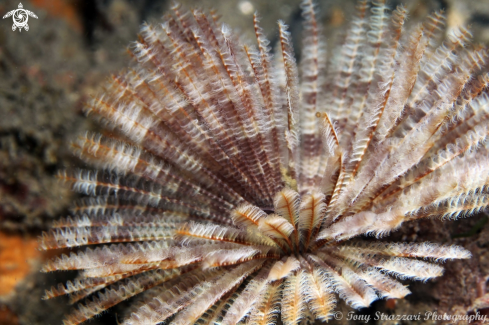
[41,1,488,324]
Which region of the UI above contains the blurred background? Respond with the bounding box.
[1,0,489,324]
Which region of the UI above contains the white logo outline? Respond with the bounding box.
[3,3,38,32]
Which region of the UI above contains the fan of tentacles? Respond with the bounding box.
[40,0,489,324]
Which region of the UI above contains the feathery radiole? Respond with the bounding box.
[40,0,488,324]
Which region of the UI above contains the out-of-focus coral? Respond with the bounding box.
[30,0,83,32]
[0,231,41,325]
[0,0,140,231]
[0,304,19,325]
[0,232,40,296]
[0,1,84,230]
